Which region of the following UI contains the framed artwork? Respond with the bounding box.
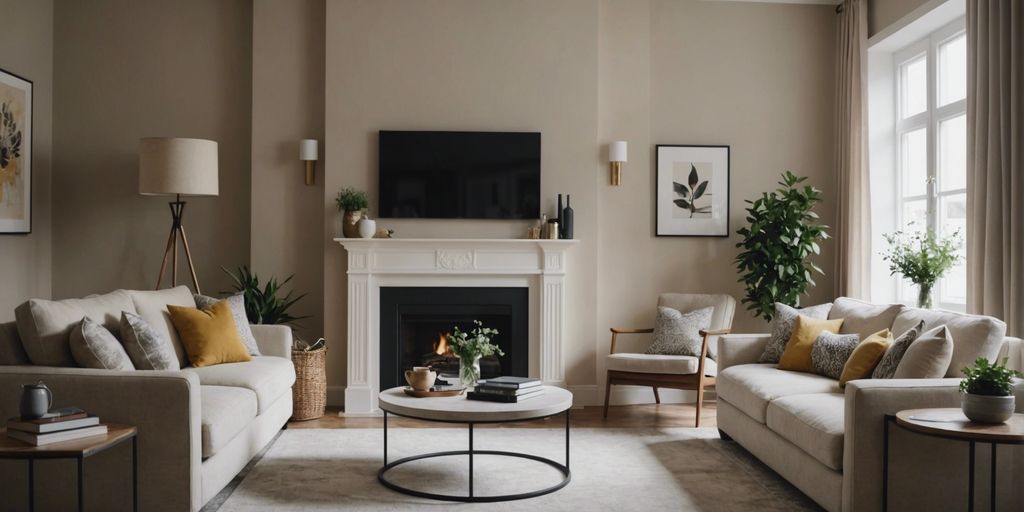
[656,145,729,237]
[0,68,31,234]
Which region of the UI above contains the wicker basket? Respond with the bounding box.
[291,347,327,421]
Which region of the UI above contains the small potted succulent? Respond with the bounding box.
[960,357,1022,423]
[447,320,504,388]
[336,187,369,238]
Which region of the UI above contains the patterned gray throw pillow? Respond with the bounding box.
[70,317,135,371]
[759,302,833,364]
[120,311,181,371]
[644,306,714,357]
[195,293,261,356]
[810,331,859,380]
[873,320,925,379]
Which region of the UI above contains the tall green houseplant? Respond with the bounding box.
[735,171,829,321]
[222,266,309,326]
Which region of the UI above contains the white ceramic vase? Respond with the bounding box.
[358,218,377,239]
[961,393,1015,423]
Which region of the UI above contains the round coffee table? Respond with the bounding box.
[377,385,573,502]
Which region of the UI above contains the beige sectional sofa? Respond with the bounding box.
[716,297,1023,512]
[0,286,295,511]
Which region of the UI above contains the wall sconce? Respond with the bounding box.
[299,139,318,186]
[609,141,627,186]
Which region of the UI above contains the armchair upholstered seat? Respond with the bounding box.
[603,293,736,426]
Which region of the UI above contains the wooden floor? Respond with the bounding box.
[288,402,718,429]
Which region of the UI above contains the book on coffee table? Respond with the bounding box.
[7,415,101,434]
[467,390,544,403]
[476,377,541,390]
[6,424,109,446]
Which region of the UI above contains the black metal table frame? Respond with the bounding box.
[10,434,138,512]
[378,408,571,502]
[883,414,1024,512]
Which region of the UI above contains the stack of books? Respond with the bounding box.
[467,376,544,403]
[5,407,107,446]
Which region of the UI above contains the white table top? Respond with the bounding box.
[378,386,573,422]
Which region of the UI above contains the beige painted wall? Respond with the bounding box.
[869,0,933,36]
[0,0,53,320]
[52,0,252,299]
[251,0,326,342]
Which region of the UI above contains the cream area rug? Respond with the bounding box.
[212,427,821,511]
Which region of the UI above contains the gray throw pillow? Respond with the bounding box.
[893,325,954,378]
[644,306,714,357]
[872,320,925,379]
[70,317,135,371]
[759,302,833,364]
[194,293,261,356]
[120,311,181,371]
[810,331,859,380]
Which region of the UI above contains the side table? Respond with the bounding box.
[884,408,1024,512]
[0,423,138,512]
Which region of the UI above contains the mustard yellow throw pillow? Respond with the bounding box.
[777,315,845,373]
[839,329,893,387]
[168,301,251,368]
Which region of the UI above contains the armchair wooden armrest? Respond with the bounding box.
[609,327,654,354]
[699,328,732,337]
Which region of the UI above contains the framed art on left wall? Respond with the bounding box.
[656,145,729,237]
[0,68,31,234]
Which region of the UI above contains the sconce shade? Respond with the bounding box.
[139,137,219,196]
[610,141,628,163]
[300,139,318,161]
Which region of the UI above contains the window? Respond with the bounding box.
[892,20,967,309]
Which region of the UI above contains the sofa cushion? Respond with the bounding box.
[70,317,134,371]
[127,286,196,368]
[120,311,181,371]
[717,364,840,423]
[811,331,860,380]
[829,297,904,338]
[200,385,257,458]
[184,356,295,414]
[778,316,844,372]
[760,302,832,364]
[14,290,136,366]
[840,329,892,387]
[194,294,261,356]
[873,320,924,379]
[607,353,717,376]
[645,306,713,357]
[766,393,845,470]
[894,325,954,378]
[892,308,1006,377]
[0,321,29,365]
[168,301,251,368]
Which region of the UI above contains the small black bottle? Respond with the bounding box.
[562,195,574,240]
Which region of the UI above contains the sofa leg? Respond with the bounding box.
[718,428,732,441]
[653,386,661,404]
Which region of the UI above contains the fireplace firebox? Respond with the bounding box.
[379,287,529,390]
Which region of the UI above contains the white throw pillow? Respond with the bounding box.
[70,317,135,371]
[893,325,954,379]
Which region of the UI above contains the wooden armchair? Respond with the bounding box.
[603,293,736,427]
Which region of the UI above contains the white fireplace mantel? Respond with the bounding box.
[334,237,578,414]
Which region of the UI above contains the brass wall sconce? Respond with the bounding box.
[300,139,318,185]
[609,140,627,186]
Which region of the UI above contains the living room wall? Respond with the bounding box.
[0,0,53,321]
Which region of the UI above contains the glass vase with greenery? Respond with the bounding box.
[734,171,829,321]
[222,265,309,325]
[881,227,960,308]
[446,320,504,388]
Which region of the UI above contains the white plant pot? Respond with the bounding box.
[961,393,1015,424]
[358,218,377,239]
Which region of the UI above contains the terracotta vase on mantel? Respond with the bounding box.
[342,210,363,238]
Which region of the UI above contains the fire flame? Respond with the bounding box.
[433,333,454,356]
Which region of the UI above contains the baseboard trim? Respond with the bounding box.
[608,385,717,406]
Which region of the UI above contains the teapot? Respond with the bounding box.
[20,381,52,420]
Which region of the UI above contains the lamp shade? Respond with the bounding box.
[299,139,318,161]
[139,137,219,196]
[609,141,628,163]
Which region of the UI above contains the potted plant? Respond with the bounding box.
[336,187,369,238]
[960,357,1021,423]
[734,171,829,321]
[881,227,960,308]
[446,320,504,388]
[222,266,309,325]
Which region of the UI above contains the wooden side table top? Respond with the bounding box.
[896,409,1024,443]
[0,423,137,459]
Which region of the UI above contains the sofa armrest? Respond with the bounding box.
[0,366,202,511]
[250,324,293,360]
[717,334,769,372]
[842,378,963,512]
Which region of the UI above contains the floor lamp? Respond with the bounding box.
[139,137,219,295]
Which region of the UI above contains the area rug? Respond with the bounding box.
[213,427,821,511]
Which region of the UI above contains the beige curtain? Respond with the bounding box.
[967,1,1024,336]
[834,0,871,299]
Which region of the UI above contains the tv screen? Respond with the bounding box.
[378,131,541,219]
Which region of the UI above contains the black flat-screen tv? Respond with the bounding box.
[378,130,541,219]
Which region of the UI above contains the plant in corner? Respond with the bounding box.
[959,357,1022,423]
[222,265,310,326]
[446,320,504,388]
[734,171,829,321]
[336,187,369,238]
[881,227,961,309]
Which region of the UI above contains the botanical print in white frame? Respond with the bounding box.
[0,68,31,234]
[656,145,729,237]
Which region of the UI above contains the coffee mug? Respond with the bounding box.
[20,381,52,420]
[404,367,437,391]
